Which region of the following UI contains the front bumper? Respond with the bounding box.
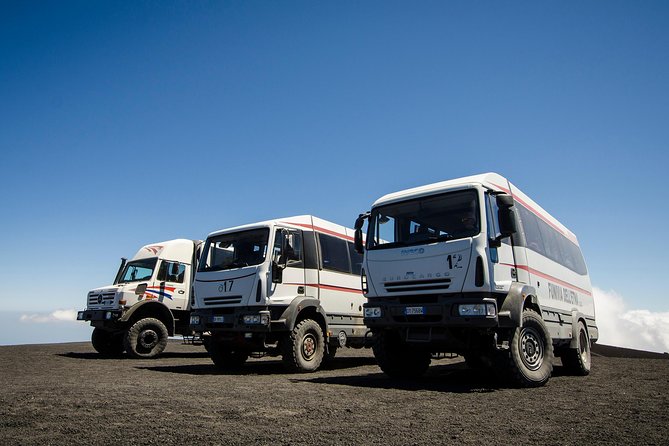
[363,295,499,329]
[190,307,287,333]
[77,309,123,322]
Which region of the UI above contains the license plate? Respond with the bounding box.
[404,306,425,316]
[212,316,226,323]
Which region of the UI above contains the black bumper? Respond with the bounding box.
[363,295,499,330]
[190,307,289,333]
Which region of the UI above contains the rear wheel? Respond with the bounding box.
[373,330,431,378]
[561,321,591,376]
[500,310,554,387]
[91,328,124,356]
[282,319,325,372]
[124,318,169,359]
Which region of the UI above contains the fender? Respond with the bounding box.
[498,282,539,328]
[119,300,176,336]
[569,310,587,348]
[278,296,329,333]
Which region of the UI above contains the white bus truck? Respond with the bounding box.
[189,215,368,372]
[77,239,202,358]
[354,173,597,387]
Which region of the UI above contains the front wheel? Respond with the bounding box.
[282,319,325,372]
[373,330,431,378]
[91,328,124,356]
[500,310,554,387]
[561,321,591,376]
[124,318,169,359]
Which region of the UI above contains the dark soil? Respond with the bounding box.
[1,341,668,445]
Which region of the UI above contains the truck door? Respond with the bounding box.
[269,228,306,302]
[316,233,363,317]
[155,260,189,311]
[486,192,525,292]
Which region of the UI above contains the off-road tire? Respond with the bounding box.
[91,328,124,356]
[282,319,325,372]
[209,342,249,369]
[561,321,591,376]
[124,318,169,359]
[499,309,554,387]
[373,330,431,378]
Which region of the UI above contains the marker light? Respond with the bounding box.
[364,307,382,318]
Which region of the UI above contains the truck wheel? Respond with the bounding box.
[501,309,554,387]
[561,321,591,376]
[124,318,169,359]
[373,330,431,378]
[209,342,248,369]
[282,319,325,372]
[91,328,124,356]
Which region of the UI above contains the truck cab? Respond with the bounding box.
[356,173,597,386]
[190,215,369,372]
[78,239,202,358]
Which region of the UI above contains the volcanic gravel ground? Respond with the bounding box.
[1,341,668,445]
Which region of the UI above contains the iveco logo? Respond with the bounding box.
[400,248,425,256]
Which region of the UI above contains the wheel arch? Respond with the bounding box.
[279,296,328,335]
[120,301,175,336]
[569,311,589,349]
[499,282,540,328]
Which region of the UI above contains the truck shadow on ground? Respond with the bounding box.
[58,351,211,360]
[294,362,575,393]
[295,362,503,394]
[136,355,378,376]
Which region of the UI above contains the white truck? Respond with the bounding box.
[189,215,369,372]
[354,173,597,387]
[77,239,202,358]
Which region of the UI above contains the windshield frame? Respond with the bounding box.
[116,258,158,284]
[198,227,270,272]
[367,188,481,250]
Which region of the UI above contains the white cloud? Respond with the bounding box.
[20,309,78,324]
[593,287,669,353]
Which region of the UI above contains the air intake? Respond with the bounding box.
[384,278,451,293]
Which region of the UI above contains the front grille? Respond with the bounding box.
[87,291,116,306]
[203,295,243,306]
[384,278,451,293]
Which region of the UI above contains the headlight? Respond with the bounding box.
[77,311,85,320]
[458,304,496,317]
[243,312,270,325]
[105,311,113,320]
[190,315,201,325]
[364,307,382,318]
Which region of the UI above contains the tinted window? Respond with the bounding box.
[348,242,363,275]
[318,234,350,273]
[516,204,587,275]
[157,261,186,283]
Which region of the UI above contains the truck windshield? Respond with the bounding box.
[367,189,480,250]
[117,258,158,283]
[198,228,270,272]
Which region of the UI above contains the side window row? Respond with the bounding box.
[516,204,588,275]
[318,233,363,275]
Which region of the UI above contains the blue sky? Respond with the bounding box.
[1,1,668,350]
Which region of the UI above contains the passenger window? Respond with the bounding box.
[273,230,303,267]
[318,234,350,273]
[158,261,186,283]
[348,242,363,275]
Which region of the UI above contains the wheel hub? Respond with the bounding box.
[520,327,544,371]
[302,334,316,360]
[139,329,158,349]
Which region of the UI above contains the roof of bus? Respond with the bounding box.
[371,172,579,244]
[205,215,355,242]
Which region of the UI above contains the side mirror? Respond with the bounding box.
[271,261,284,284]
[135,283,147,295]
[354,212,370,254]
[496,194,518,238]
